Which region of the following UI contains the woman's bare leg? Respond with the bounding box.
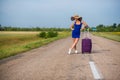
[70,38,79,50]
[68,38,79,54]
[73,38,76,50]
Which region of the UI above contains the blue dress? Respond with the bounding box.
[72,22,82,38]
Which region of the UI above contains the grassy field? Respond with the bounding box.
[92,32,120,42]
[0,31,70,60]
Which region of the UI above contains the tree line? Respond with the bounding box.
[95,23,120,32]
[0,25,70,31]
[0,23,120,32]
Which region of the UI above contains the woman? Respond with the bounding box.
[68,15,88,54]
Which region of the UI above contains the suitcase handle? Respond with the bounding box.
[83,28,90,38]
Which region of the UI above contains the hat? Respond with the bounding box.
[71,14,82,21]
[73,14,81,19]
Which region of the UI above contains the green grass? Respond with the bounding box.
[92,32,120,42]
[0,31,70,60]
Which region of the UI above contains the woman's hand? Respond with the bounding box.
[80,28,84,32]
[71,28,74,30]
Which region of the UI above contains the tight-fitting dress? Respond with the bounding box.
[72,22,82,38]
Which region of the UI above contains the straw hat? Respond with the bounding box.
[71,14,82,21]
[73,14,81,19]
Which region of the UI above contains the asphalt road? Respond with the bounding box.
[0,33,120,80]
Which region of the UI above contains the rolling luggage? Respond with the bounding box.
[81,29,92,53]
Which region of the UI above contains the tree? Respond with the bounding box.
[96,24,105,32]
[116,24,120,31]
[0,24,2,31]
[117,24,120,28]
[112,23,117,28]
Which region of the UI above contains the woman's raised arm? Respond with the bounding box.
[81,21,88,30]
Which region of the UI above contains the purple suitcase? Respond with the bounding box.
[82,38,92,53]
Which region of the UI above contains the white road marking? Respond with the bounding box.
[89,61,103,80]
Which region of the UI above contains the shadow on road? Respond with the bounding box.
[92,49,110,54]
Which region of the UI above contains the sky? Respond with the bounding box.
[0,0,120,28]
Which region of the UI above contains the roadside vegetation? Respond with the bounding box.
[38,31,58,38]
[0,31,70,60]
[92,32,120,42]
[91,23,120,32]
[91,23,120,42]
